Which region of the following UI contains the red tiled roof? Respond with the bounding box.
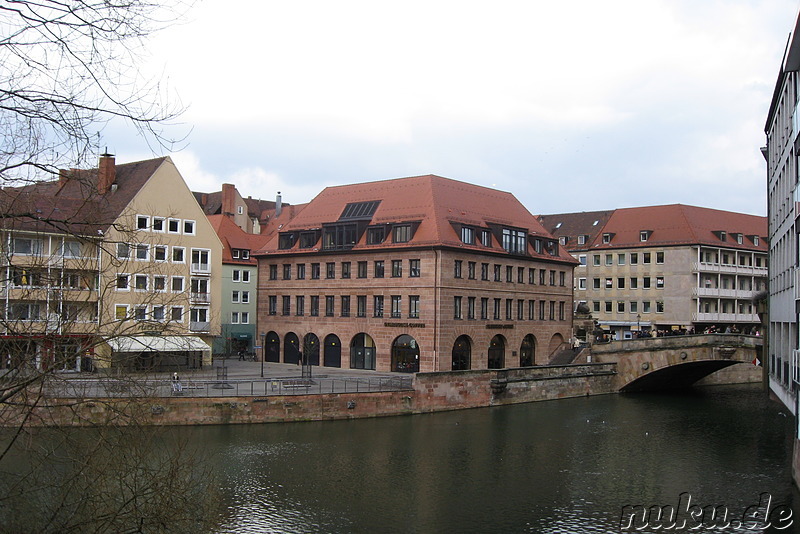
[538,210,615,250]
[257,175,574,263]
[0,157,167,236]
[207,214,263,265]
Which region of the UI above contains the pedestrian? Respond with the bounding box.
[172,371,182,394]
[238,349,244,361]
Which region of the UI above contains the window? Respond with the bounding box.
[242,270,250,283]
[630,301,638,313]
[326,263,335,279]
[233,270,241,282]
[115,305,128,321]
[559,272,566,286]
[517,299,524,320]
[454,296,463,319]
[183,220,195,235]
[501,228,527,254]
[605,278,613,289]
[117,242,130,259]
[152,217,164,232]
[373,295,384,317]
[539,269,545,285]
[299,232,318,249]
[630,277,638,289]
[518,267,525,284]
[549,270,556,286]
[640,231,649,242]
[137,215,149,230]
[311,263,320,279]
[656,276,664,289]
[154,276,166,291]
[481,298,488,320]
[559,236,567,246]
[618,254,625,265]
[191,249,211,272]
[232,249,240,259]
[656,251,664,264]
[134,274,148,291]
[605,254,613,266]
[602,233,611,244]
[578,235,587,245]
[493,298,501,320]
[269,265,278,280]
[357,261,367,278]
[593,278,601,289]
[172,246,185,263]
[231,312,240,324]
[469,262,477,280]
[59,240,81,258]
[154,245,167,261]
[279,233,297,250]
[593,255,601,266]
[134,306,147,321]
[656,301,664,313]
[528,300,535,320]
[578,278,586,290]
[642,301,651,313]
[643,277,651,289]
[461,226,475,244]
[171,306,183,321]
[539,301,545,320]
[283,264,291,280]
[341,296,351,317]
[326,295,335,317]
[617,277,625,289]
[374,261,385,278]
[454,260,463,279]
[482,263,489,281]
[238,206,244,215]
[296,264,306,280]
[168,218,180,233]
[296,296,305,316]
[468,297,476,320]
[392,260,402,277]
[232,290,240,303]
[391,295,402,318]
[643,252,651,264]
[630,253,638,265]
[549,301,555,321]
[559,301,565,321]
[617,301,625,313]
[409,259,420,277]
[171,276,184,292]
[367,226,385,244]
[310,296,319,316]
[191,278,209,297]
[322,224,357,250]
[393,225,411,243]
[409,296,420,319]
[282,296,291,315]
[241,250,250,260]
[341,200,380,219]
[357,296,367,317]
[241,291,249,303]
[268,296,277,315]
[481,230,492,247]
[135,244,149,261]
[116,274,129,290]
[494,265,502,282]
[605,301,612,313]
[342,262,351,279]
[593,301,600,313]
[579,254,587,266]
[529,268,535,284]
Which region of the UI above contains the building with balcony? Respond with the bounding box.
[255,175,576,373]
[0,155,222,371]
[764,12,800,426]
[540,204,767,341]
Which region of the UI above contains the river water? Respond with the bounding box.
[171,384,799,533]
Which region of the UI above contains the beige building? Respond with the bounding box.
[541,204,767,340]
[0,155,222,371]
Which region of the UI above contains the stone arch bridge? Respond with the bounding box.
[589,334,762,392]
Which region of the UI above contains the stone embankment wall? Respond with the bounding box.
[17,364,618,427]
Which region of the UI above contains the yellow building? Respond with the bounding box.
[0,155,222,371]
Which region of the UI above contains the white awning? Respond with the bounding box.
[107,336,211,353]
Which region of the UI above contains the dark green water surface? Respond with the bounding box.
[185,385,798,533]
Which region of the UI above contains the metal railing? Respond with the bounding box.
[42,375,415,398]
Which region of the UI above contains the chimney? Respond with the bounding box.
[58,169,69,187]
[98,153,116,195]
[200,193,208,207]
[222,183,236,216]
[276,191,282,217]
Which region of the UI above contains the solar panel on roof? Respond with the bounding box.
[340,200,380,220]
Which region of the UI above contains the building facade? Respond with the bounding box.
[541,205,767,341]
[255,175,576,373]
[0,155,222,371]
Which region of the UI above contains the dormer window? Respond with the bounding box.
[232,249,240,259]
[753,236,760,246]
[640,230,652,242]
[461,226,475,245]
[367,226,385,245]
[278,232,297,250]
[716,231,727,242]
[393,224,411,243]
[299,231,320,249]
[559,236,568,246]
[577,235,587,245]
[480,230,492,247]
[501,228,527,254]
[735,233,743,244]
[602,233,612,244]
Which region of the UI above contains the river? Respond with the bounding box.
[167,384,798,533]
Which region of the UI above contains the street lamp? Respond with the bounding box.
[260,332,266,378]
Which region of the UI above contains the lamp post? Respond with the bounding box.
[260,332,266,378]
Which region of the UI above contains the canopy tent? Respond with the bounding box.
[107,336,210,353]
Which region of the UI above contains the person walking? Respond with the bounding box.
[172,372,182,394]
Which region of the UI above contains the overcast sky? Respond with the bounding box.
[113,0,800,217]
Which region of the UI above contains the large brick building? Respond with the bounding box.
[255,175,576,373]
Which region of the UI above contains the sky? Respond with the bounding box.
[112,0,800,217]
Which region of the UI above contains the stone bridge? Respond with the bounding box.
[589,334,762,392]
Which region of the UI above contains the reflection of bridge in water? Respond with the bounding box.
[588,334,762,392]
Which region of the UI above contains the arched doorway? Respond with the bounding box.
[350,333,375,370]
[392,334,420,373]
[284,332,300,364]
[548,333,565,360]
[452,335,471,370]
[303,333,319,365]
[520,334,536,367]
[265,331,280,362]
[323,334,341,367]
[488,335,505,369]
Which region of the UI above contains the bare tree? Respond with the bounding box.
[0,0,188,187]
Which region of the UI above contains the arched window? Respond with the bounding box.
[452,335,471,370]
[392,334,420,373]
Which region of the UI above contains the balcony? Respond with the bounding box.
[692,312,760,323]
[191,263,211,275]
[190,292,211,304]
[189,321,210,333]
[693,262,767,277]
[692,287,759,299]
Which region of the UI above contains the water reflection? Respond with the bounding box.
[180,385,797,533]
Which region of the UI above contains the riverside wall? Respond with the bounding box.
[17,363,618,427]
